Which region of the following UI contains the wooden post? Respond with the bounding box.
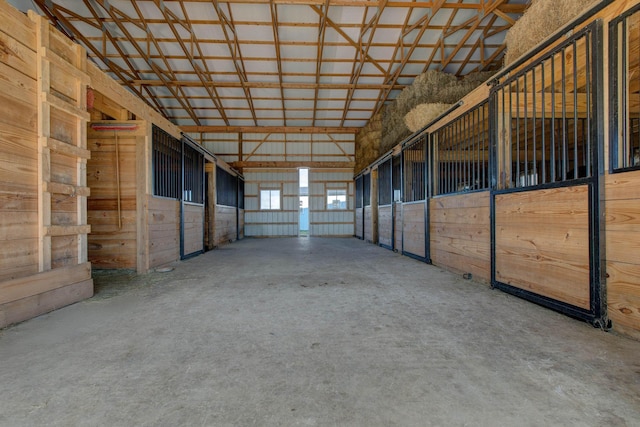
[136,125,151,273]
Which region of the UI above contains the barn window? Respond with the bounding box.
[152,125,181,199]
[260,189,281,210]
[611,5,640,171]
[433,102,490,195]
[327,189,347,210]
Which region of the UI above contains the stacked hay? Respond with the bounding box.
[380,70,493,153]
[404,103,452,133]
[355,110,383,174]
[503,0,597,66]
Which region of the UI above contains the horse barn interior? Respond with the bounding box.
[1,0,640,424]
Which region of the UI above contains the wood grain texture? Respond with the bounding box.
[183,204,204,255]
[378,205,392,247]
[215,205,237,246]
[148,196,180,268]
[355,207,363,238]
[87,132,137,268]
[605,170,640,335]
[364,206,373,243]
[430,192,491,282]
[402,202,425,258]
[394,202,402,251]
[495,186,590,309]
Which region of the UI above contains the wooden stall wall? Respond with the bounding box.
[355,208,363,239]
[148,196,180,268]
[605,173,640,339]
[0,4,93,327]
[378,206,392,248]
[215,205,237,244]
[183,204,204,256]
[87,123,144,269]
[402,203,426,259]
[394,203,402,251]
[430,192,491,282]
[364,206,373,242]
[309,169,354,236]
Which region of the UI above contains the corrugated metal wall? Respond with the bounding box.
[244,169,299,236]
[244,168,354,237]
[309,169,354,236]
[193,132,355,164]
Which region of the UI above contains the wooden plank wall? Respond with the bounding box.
[495,186,590,309]
[355,208,363,238]
[402,202,425,258]
[378,205,392,248]
[215,205,237,244]
[183,204,204,256]
[364,206,373,242]
[0,3,93,328]
[87,124,143,269]
[148,196,179,268]
[605,172,640,339]
[430,192,491,282]
[238,209,245,239]
[394,203,402,251]
[0,3,38,282]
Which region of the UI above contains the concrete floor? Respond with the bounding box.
[0,238,639,426]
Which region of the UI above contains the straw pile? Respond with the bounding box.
[355,110,383,173]
[404,103,452,133]
[503,0,597,66]
[380,70,493,152]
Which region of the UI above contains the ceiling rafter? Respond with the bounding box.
[309,5,386,75]
[24,0,529,130]
[312,0,330,127]
[89,0,201,124]
[269,0,287,125]
[340,0,388,126]
[144,0,231,125]
[212,0,258,124]
[372,0,448,116]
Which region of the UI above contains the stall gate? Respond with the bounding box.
[377,158,393,249]
[490,21,606,325]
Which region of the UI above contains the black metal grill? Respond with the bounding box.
[152,125,181,199]
[493,25,596,189]
[403,135,426,202]
[434,102,489,195]
[610,5,640,171]
[183,142,204,204]
[355,175,363,209]
[363,173,371,207]
[377,158,392,206]
[216,166,238,207]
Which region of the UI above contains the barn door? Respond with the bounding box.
[490,21,607,326]
[180,138,205,260]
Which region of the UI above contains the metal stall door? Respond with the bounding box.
[377,157,393,250]
[354,175,364,239]
[490,21,606,326]
[401,134,429,262]
[180,138,206,260]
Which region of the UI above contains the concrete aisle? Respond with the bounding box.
[0,237,639,426]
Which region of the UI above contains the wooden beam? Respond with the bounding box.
[230,161,355,170]
[181,125,359,134]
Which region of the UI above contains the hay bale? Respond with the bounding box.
[504,0,597,66]
[404,103,453,133]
